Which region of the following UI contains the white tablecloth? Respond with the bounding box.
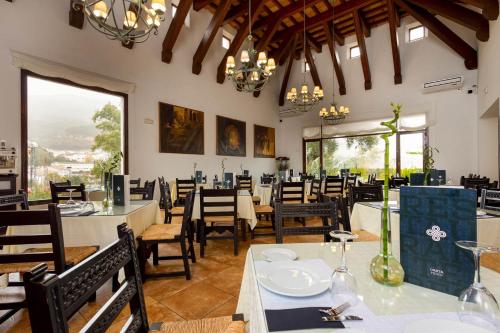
[253,184,273,205]
[350,202,500,247]
[191,190,258,229]
[236,242,500,332]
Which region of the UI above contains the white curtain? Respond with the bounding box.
[10,50,135,94]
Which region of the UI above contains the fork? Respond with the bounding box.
[321,315,363,322]
[318,302,351,316]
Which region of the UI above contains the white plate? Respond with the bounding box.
[477,210,487,216]
[404,319,492,333]
[261,248,297,262]
[257,261,330,297]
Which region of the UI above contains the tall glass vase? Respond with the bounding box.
[370,207,404,286]
[102,172,113,208]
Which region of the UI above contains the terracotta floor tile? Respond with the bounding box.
[204,297,238,318]
[205,266,244,297]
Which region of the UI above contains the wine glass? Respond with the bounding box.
[455,241,500,331]
[329,230,359,305]
[66,188,76,206]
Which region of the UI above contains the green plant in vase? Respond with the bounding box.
[370,103,405,286]
[423,146,439,185]
[94,151,122,208]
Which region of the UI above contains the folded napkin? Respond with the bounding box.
[265,307,344,332]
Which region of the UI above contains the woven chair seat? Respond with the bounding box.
[170,206,184,216]
[254,205,273,214]
[204,215,239,225]
[307,194,317,201]
[283,200,303,204]
[159,316,245,333]
[142,224,182,241]
[0,246,98,274]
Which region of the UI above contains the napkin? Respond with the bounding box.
[265,307,344,331]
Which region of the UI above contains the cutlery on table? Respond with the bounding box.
[318,302,351,316]
[321,315,363,322]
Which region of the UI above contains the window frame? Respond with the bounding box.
[172,3,178,17]
[302,128,428,175]
[20,69,129,204]
[222,34,231,49]
[408,25,425,43]
[349,45,361,59]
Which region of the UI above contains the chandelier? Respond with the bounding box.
[319,105,350,125]
[73,0,166,45]
[285,0,324,112]
[225,0,276,92]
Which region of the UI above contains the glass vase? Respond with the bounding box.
[370,207,405,286]
[102,172,113,208]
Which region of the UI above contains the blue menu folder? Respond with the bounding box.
[399,186,476,296]
[195,170,203,184]
[224,172,234,189]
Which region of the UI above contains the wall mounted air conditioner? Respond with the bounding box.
[422,76,464,93]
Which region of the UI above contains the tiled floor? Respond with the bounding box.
[0,217,497,332]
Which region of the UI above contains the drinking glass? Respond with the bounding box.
[455,241,500,331]
[66,188,76,206]
[329,230,359,305]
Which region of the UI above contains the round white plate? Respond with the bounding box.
[404,319,493,333]
[477,210,487,216]
[262,248,297,262]
[257,261,330,297]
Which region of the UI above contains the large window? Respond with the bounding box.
[21,71,128,202]
[303,130,426,179]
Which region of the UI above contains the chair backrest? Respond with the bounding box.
[50,181,87,204]
[260,176,274,184]
[390,176,409,188]
[0,204,66,274]
[24,224,149,333]
[0,190,29,210]
[324,176,344,196]
[176,178,196,204]
[345,175,357,189]
[236,175,253,193]
[280,180,305,204]
[464,177,490,189]
[311,179,322,196]
[200,188,238,223]
[142,180,156,200]
[274,200,339,243]
[301,174,315,182]
[130,178,142,188]
[348,184,383,209]
[480,189,500,211]
[180,190,196,238]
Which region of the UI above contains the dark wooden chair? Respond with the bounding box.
[131,180,156,200]
[24,224,245,333]
[348,184,383,211]
[260,176,275,184]
[137,191,196,280]
[324,176,344,198]
[198,188,240,257]
[480,188,500,211]
[321,194,351,232]
[175,178,196,206]
[253,182,277,238]
[345,175,357,190]
[0,204,97,324]
[280,180,305,204]
[274,200,339,243]
[464,177,491,204]
[130,177,142,188]
[159,180,184,224]
[390,176,409,188]
[236,175,260,204]
[49,181,87,203]
[307,179,322,203]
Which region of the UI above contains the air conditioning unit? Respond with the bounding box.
[422,76,464,93]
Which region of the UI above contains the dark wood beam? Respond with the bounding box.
[255,16,282,51]
[459,0,498,20]
[323,23,346,95]
[279,35,299,106]
[272,33,296,65]
[359,11,371,37]
[354,9,372,90]
[69,0,84,29]
[406,0,489,41]
[162,0,194,63]
[193,0,212,11]
[223,2,248,25]
[253,0,324,31]
[387,0,402,84]
[306,33,322,53]
[217,0,266,84]
[334,27,345,46]
[395,0,478,69]
[192,0,233,74]
[304,41,322,88]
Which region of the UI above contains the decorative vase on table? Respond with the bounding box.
[370,103,405,286]
[102,172,113,208]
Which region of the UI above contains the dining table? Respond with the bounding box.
[253,181,313,205]
[236,241,500,332]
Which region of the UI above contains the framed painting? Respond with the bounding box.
[159,102,204,155]
[254,124,275,158]
[216,115,246,156]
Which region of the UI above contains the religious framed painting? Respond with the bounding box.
[216,115,246,157]
[159,102,204,155]
[254,124,275,158]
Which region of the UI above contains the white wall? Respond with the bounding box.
[276,17,482,183]
[0,0,281,184]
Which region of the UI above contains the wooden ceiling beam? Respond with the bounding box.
[255,16,282,51]
[353,9,372,90]
[359,11,371,37]
[395,0,478,69]
[223,2,248,25]
[279,35,299,106]
[323,22,346,95]
[193,0,212,11]
[253,0,324,31]
[304,41,322,89]
[217,0,266,83]
[273,33,296,65]
[69,0,84,29]
[192,0,234,74]
[387,0,402,84]
[406,0,489,41]
[306,33,322,53]
[459,0,498,20]
[162,0,194,63]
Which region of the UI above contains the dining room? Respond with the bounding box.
[0,0,499,332]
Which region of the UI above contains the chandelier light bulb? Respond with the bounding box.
[240,50,250,63]
[257,52,267,67]
[92,1,108,19]
[151,0,166,14]
[226,56,236,68]
[251,71,260,81]
[301,84,309,94]
[267,58,276,70]
[124,10,138,28]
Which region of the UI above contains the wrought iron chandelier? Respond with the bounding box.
[285,0,324,112]
[225,0,276,92]
[73,0,166,46]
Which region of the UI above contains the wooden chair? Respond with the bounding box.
[49,181,87,203]
[321,194,352,232]
[131,180,156,200]
[130,177,142,188]
[280,180,305,204]
[274,200,339,243]
[175,178,196,206]
[236,175,260,204]
[348,184,383,211]
[324,176,344,198]
[252,182,277,238]
[390,176,409,188]
[464,177,491,204]
[345,175,357,190]
[0,204,98,324]
[0,191,29,253]
[307,179,322,203]
[480,189,500,211]
[159,180,184,224]
[260,175,275,184]
[24,223,245,333]
[198,188,240,257]
[137,191,196,280]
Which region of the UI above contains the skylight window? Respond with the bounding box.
[409,25,425,42]
[350,46,360,59]
[222,35,231,49]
